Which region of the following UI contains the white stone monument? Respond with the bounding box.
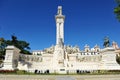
[3,46,20,70]
[2,6,120,74]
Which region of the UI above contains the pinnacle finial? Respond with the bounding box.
[57,6,62,15]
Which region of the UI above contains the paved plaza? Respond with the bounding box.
[0,75,120,80]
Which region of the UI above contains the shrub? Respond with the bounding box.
[16,70,26,74]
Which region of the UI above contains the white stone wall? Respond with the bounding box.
[3,46,120,74]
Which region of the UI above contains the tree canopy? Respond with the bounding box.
[114,0,120,21]
[0,35,31,57]
[0,38,6,57]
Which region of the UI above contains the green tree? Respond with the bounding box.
[0,38,6,56]
[114,0,120,21]
[6,35,31,55]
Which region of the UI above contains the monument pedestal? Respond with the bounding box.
[100,47,120,70]
[3,46,20,70]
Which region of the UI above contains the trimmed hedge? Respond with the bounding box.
[0,70,16,74]
[0,70,120,75]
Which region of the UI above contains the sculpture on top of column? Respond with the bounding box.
[103,36,110,48]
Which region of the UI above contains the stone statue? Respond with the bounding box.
[103,36,110,48]
[112,41,119,49]
[57,6,62,15]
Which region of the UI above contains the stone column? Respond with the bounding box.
[3,46,20,70]
[55,6,65,46]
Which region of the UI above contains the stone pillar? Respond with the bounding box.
[3,46,20,70]
[55,6,65,46]
[100,47,120,70]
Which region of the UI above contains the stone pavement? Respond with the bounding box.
[0,74,120,80]
[56,76,76,80]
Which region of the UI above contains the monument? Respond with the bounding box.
[2,6,120,74]
[55,6,65,46]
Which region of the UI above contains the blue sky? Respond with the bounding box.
[0,0,120,51]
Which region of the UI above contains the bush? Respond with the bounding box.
[16,70,26,74]
[0,70,16,74]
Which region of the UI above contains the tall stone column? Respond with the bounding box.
[53,6,67,74]
[3,46,20,70]
[55,6,65,47]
